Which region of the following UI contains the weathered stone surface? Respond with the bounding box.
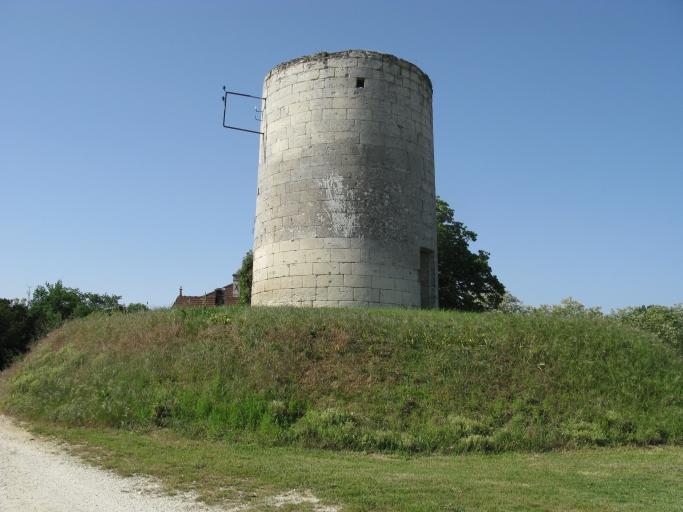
[252,50,438,308]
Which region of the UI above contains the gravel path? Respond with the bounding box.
[0,415,220,512]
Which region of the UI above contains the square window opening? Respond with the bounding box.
[356,78,365,89]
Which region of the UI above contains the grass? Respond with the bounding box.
[27,422,683,511]
[1,306,683,453]
[3,305,683,509]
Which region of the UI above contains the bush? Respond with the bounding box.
[611,304,683,352]
[531,297,604,319]
[498,295,683,354]
[235,251,253,305]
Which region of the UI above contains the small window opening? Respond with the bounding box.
[214,288,226,306]
[356,78,365,89]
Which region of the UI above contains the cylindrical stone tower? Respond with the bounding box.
[251,50,437,308]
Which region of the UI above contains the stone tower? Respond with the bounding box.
[251,50,437,308]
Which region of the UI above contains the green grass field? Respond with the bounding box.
[27,423,683,511]
[3,305,683,509]
[2,306,682,454]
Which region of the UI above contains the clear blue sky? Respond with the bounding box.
[2,0,681,310]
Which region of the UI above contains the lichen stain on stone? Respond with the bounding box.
[321,172,359,238]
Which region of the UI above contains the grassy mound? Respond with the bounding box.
[1,306,682,453]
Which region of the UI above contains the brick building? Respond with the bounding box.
[172,274,241,307]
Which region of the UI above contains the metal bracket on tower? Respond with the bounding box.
[222,87,266,135]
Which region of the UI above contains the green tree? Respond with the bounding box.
[0,299,39,369]
[235,251,253,305]
[436,197,505,311]
[29,281,122,325]
[125,303,149,313]
[1,282,138,370]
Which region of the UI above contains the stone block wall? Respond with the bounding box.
[251,50,438,308]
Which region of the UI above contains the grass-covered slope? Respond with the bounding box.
[1,306,682,453]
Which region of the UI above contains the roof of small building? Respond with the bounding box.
[172,284,239,308]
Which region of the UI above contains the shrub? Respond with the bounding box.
[235,251,253,305]
[611,304,683,352]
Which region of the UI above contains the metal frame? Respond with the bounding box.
[222,86,265,135]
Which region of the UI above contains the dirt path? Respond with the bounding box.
[0,415,339,511]
[0,415,221,512]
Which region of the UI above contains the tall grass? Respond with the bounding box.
[1,306,682,453]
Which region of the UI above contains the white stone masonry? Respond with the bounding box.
[251,50,438,308]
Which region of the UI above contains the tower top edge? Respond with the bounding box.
[265,50,432,92]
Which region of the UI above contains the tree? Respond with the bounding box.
[436,197,505,311]
[125,303,149,313]
[0,299,39,369]
[29,281,122,326]
[1,282,138,370]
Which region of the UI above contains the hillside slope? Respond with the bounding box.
[1,307,682,453]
